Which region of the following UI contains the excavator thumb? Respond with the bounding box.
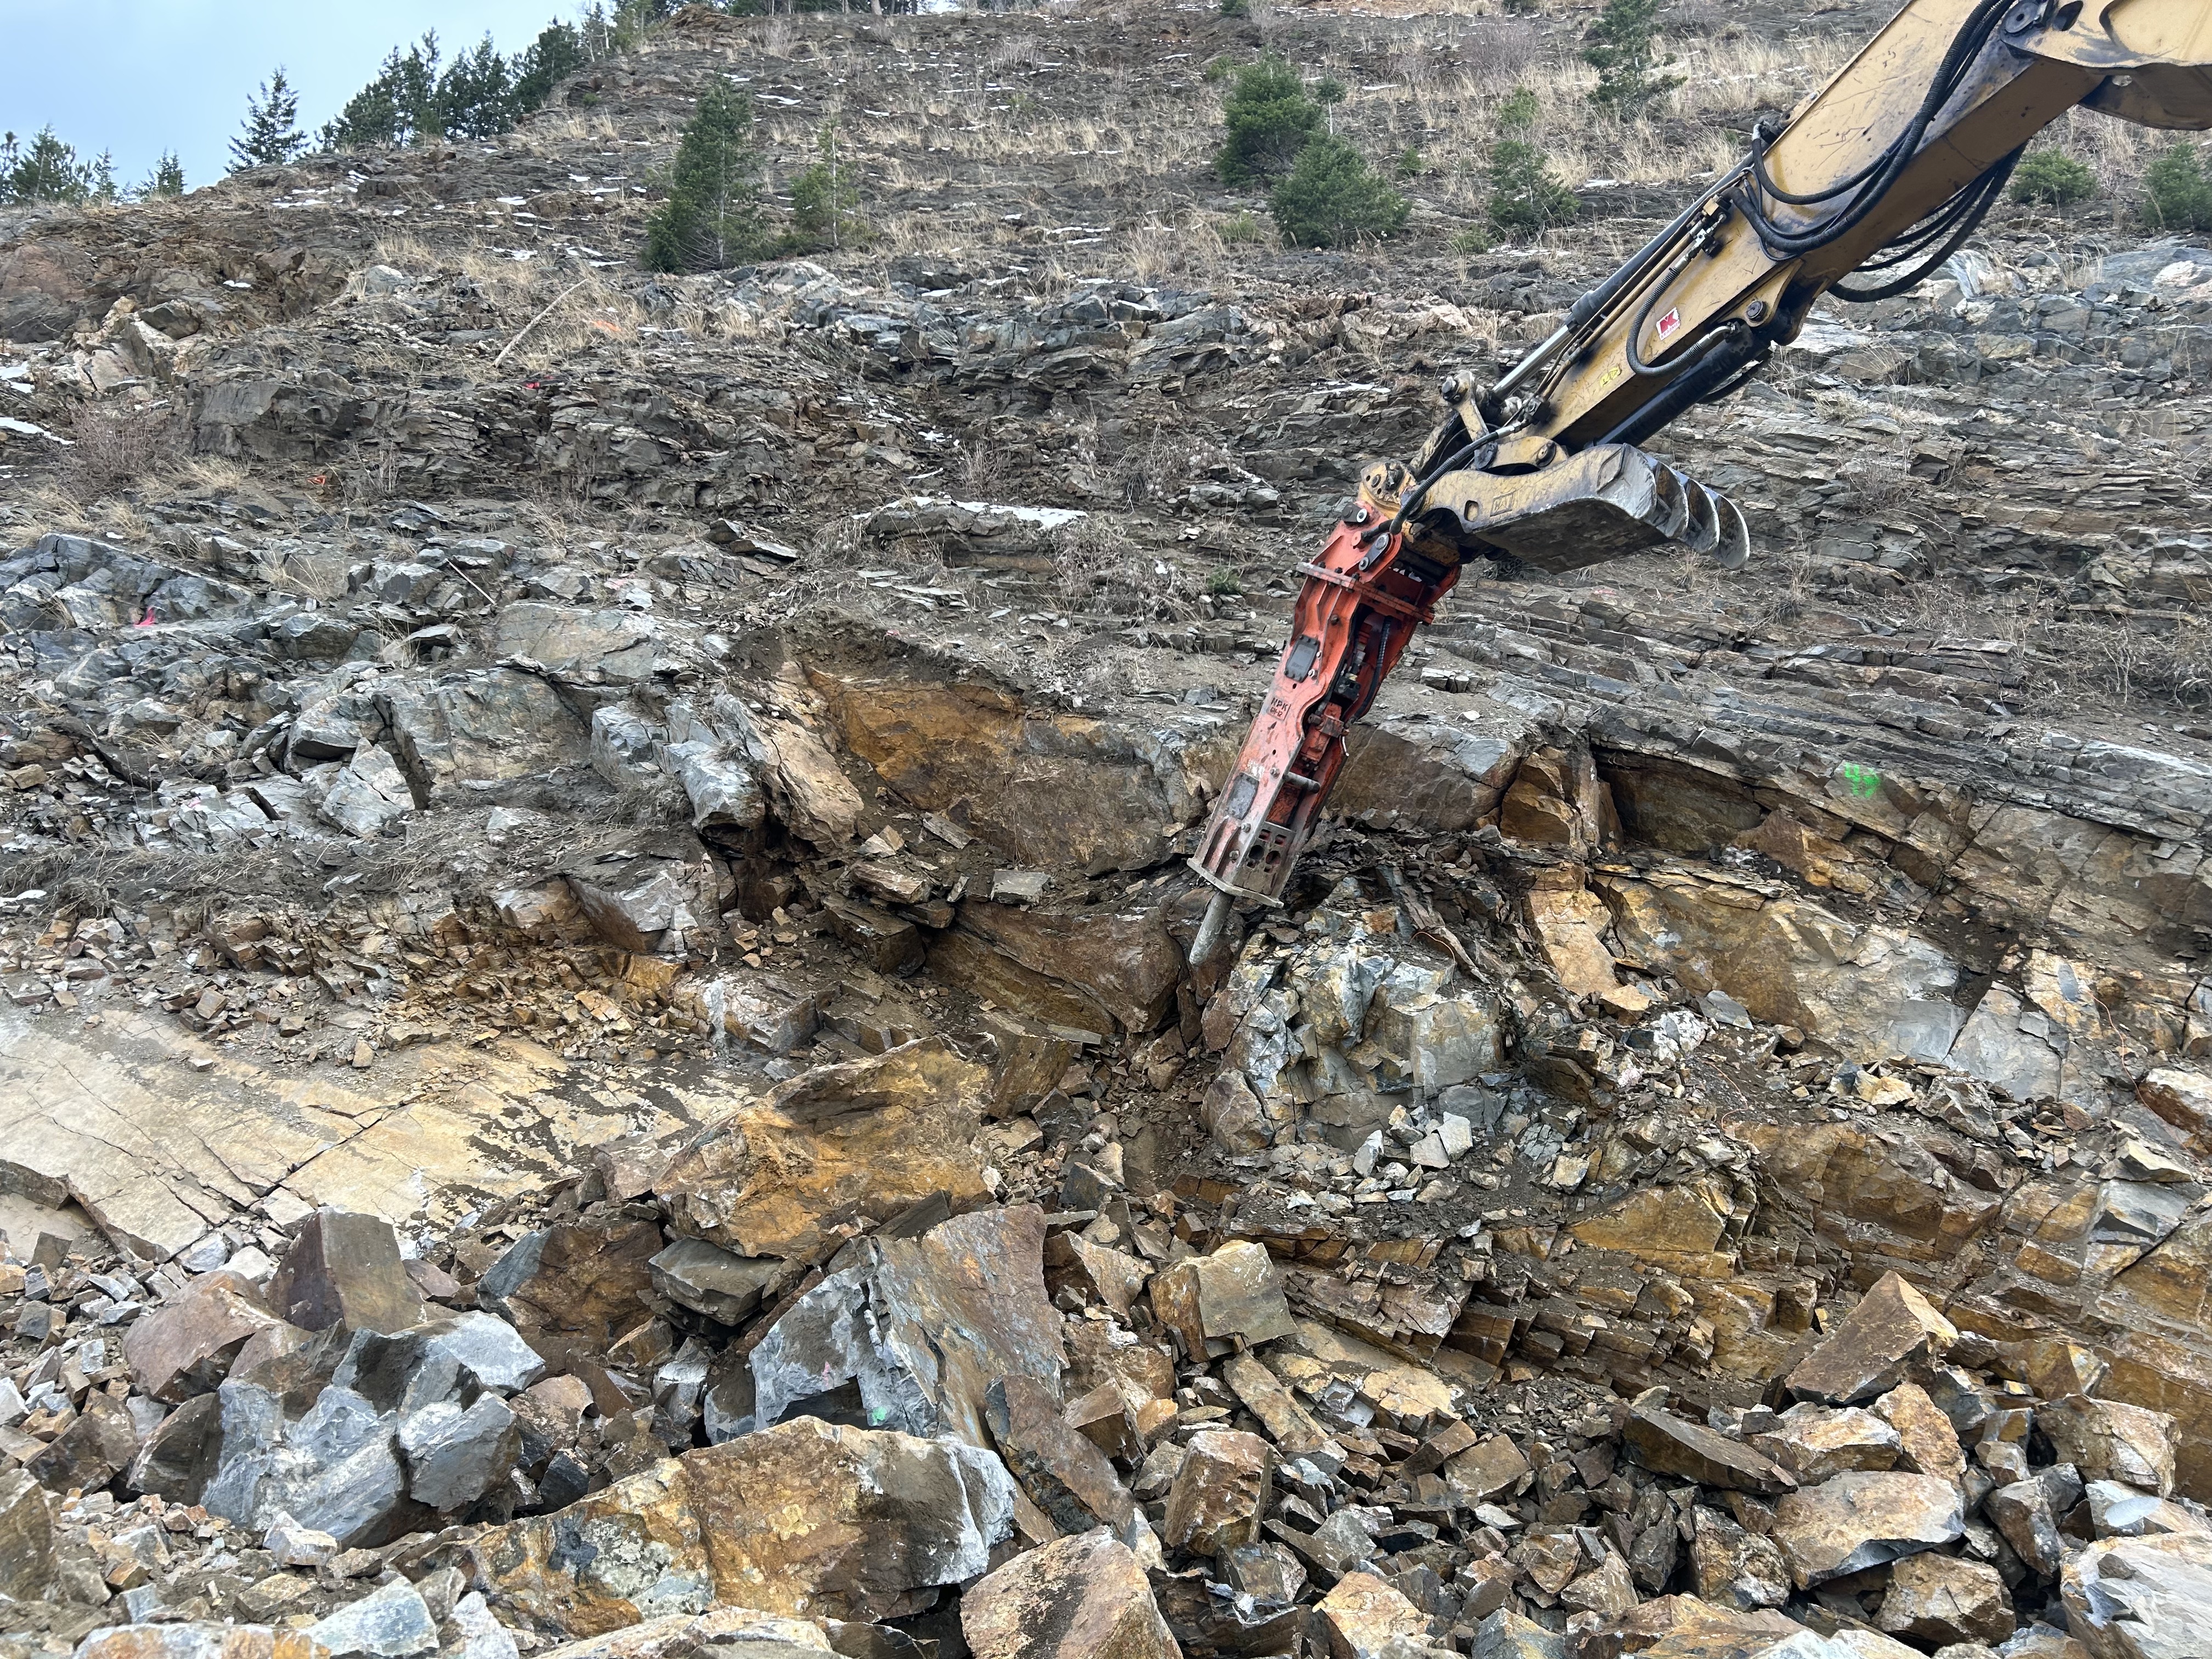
[1419,444,1751,577]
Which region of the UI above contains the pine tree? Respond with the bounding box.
[230,69,308,172]
[139,152,187,199]
[511,20,589,116]
[85,151,120,204]
[0,127,94,205]
[1269,135,1407,247]
[787,123,864,251]
[1216,57,1324,186]
[643,78,762,273]
[1582,0,1682,115]
[1486,86,1577,239]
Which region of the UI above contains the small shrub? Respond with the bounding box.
[1486,89,1575,239]
[2009,149,2096,208]
[1582,0,1682,115]
[1218,210,1267,244]
[1203,56,1234,84]
[1206,566,1244,595]
[1502,0,1542,13]
[643,77,763,273]
[1220,0,1249,15]
[1396,146,1423,178]
[58,405,188,505]
[1217,56,1323,185]
[2147,143,2212,232]
[1270,136,1409,249]
[786,124,865,251]
[1449,226,1490,255]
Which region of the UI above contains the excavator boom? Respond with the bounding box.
[1187,0,2212,963]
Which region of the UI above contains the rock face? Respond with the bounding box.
[471,1418,1015,1634]
[1201,879,1503,1151]
[655,1039,989,1262]
[961,1527,1180,1659]
[12,7,2212,1659]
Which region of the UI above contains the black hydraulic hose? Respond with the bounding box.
[1743,0,2015,259]
[1833,146,2022,301]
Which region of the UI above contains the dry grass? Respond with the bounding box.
[55,404,190,506]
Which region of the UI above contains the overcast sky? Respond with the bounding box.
[2,1,578,192]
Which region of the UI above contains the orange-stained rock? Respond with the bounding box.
[1316,1570,1428,1659]
[72,1627,329,1659]
[471,1419,1017,1636]
[1785,1273,1958,1406]
[962,1527,1181,1659]
[656,1037,989,1261]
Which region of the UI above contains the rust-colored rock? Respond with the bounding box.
[1770,1471,1964,1587]
[266,1209,426,1337]
[1623,1404,1795,1496]
[1162,1429,1273,1557]
[1149,1242,1297,1360]
[656,1037,989,1262]
[1784,1272,1957,1406]
[962,1527,1181,1659]
[478,1219,665,1349]
[122,1269,286,1402]
[1316,1570,1429,1659]
[2041,1396,2180,1498]
[1876,1551,2016,1646]
[472,1418,1016,1636]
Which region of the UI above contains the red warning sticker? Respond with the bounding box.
[1656,307,1681,341]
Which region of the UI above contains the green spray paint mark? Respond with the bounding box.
[1838,763,1882,800]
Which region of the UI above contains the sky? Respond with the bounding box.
[1,1,580,192]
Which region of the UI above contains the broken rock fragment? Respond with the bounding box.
[1163,1429,1273,1556]
[266,1209,426,1336]
[1875,1551,2015,1646]
[0,1466,54,1601]
[308,1577,441,1659]
[984,1375,1142,1548]
[478,1220,664,1350]
[1770,1471,1965,1587]
[2039,1396,2179,1497]
[962,1526,1180,1659]
[656,1038,989,1262]
[72,1630,330,1659]
[2062,1529,2212,1659]
[749,1204,1060,1451]
[531,1607,837,1659]
[1623,1403,1795,1496]
[1318,1570,1430,1659]
[472,1417,1014,1635]
[1784,1272,1957,1406]
[1149,1240,1297,1359]
[646,1238,785,1326]
[122,1269,288,1402]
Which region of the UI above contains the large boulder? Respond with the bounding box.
[470,1418,1016,1635]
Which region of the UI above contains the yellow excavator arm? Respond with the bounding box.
[1184,0,2212,962]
